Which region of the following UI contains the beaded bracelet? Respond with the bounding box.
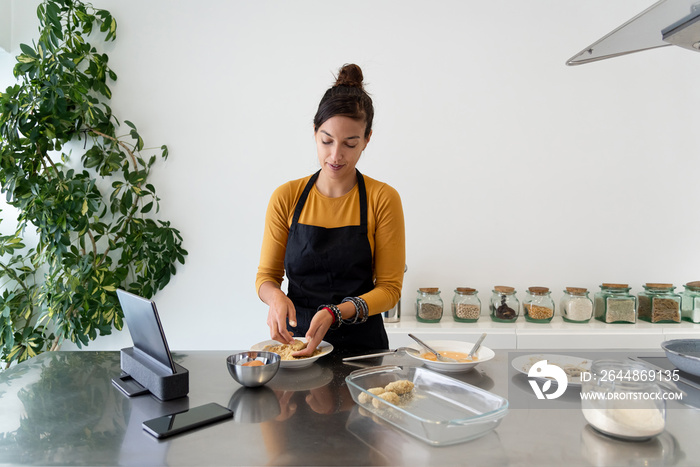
[318,304,342,330]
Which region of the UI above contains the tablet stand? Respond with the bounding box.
[116,347,189,401]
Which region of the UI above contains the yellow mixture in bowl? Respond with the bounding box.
[264,339,322,360]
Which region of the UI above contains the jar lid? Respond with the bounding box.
[645,283,674,289]
[528,286,549,295]
[494,285,515,294]
[565,287,588,295]
[686,281,700,289]
[455,287,476,294]
[419,287,439,294]
[601,283,629,289]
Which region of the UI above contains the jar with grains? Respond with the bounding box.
[416,288,443,323]
[523,287,555,323]
[452,287,481,323]
[637,283,681,323]
[560,287,593,323]
[489,286,519,323]
[681,281,700,323]
[594,284,637,324]
[581,359,666,441]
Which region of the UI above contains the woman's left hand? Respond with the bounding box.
[292,309,333,357]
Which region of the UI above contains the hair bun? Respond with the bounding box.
[334,63,364,88]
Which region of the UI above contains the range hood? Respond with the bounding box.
[567,0,700,65]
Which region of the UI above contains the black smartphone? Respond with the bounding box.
[142,402,233,439]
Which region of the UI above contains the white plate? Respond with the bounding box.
[250,338,333,369]
[511,354,592,387]
[406,340,495,373]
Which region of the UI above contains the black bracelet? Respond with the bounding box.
[342,297,369,324]
[358,297,369,323]
[341,297,360,325]
[318,304,342,330]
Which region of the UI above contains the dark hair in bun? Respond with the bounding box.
[314,64,374,138]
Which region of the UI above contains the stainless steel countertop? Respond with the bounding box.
[0,349,698,466]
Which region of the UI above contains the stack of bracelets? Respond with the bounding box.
[317,297,369,330]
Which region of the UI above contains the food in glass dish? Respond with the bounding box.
[357,380,416,407]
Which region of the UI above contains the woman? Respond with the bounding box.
[256,63,405,356]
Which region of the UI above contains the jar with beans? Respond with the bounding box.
[681,281,700,323]
[594,283,637,324]
[560,287,593,323]
[637,283,681,323]
[523,286,555,323]
[452,287,481,323]
[489,286,519,323]
[416,288,443,323]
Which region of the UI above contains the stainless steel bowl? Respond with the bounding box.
[226,351,280,387]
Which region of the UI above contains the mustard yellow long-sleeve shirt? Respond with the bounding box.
[256,173,405,315]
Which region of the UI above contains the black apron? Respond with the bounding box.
[284,169,388,352]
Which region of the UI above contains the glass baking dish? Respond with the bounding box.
[345,365,508,446]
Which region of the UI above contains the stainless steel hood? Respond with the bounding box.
[567,0,700,65]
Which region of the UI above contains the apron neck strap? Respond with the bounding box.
[292,169,367,230]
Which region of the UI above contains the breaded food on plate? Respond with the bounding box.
[264,339,321,360]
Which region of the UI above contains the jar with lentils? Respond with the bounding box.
[594,283,637,324]
[681,281,700,323]
[560,287,593,323]
[489,286,519,323]
[523,287,555,323]
[452,287,481,323]
[416,288,443,323]
[637,283,681,323]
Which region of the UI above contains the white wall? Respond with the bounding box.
[0,1,10,53]
[2,0,700,352]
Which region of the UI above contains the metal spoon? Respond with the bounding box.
[469,333,487,359]
[408,334,458,362]
[342,347,418,362]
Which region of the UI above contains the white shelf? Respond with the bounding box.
[384,313,700,350]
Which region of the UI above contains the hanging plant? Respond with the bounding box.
[0,0,187,368]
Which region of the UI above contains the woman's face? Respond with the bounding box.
[315,116,371,184]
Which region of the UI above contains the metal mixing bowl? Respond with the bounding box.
[226,351,280,387]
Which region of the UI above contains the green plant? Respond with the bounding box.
[0,0,187,368]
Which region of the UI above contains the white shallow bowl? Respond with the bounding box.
[406,339,495,372]
[250,338,333,369]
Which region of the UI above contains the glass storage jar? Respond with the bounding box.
[560,287,593,323]
[416,288,443,323]
[452,287,481,323]
[637,283,681,323]
[489,286,519,323]
[594,283,637,324]
[681,281,700,323]
[581,359,666,441]
[523,286,555,323]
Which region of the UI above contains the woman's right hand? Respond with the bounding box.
[262,284,297,344]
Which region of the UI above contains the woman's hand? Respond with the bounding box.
[260,282,296,344]
[292,308,333,357]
